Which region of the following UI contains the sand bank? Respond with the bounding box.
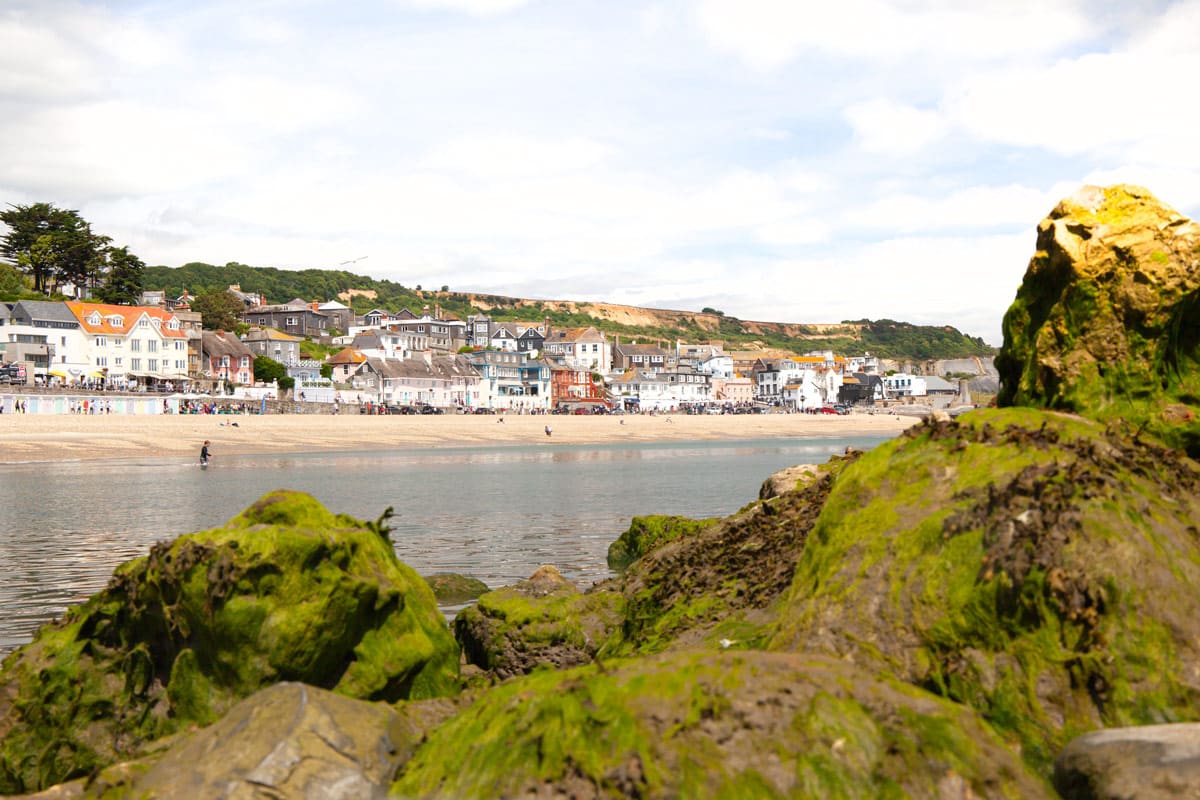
[0,411,918,464]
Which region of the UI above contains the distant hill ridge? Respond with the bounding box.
[142,261,994,362]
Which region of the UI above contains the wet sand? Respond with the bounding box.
[0,411,918,464]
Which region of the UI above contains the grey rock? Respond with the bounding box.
[1054,724,1200,799]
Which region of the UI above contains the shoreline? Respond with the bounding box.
[0,412,919,464]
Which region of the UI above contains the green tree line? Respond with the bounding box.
[0,203,144,304]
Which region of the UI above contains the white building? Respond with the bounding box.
[64,301,190,388]
[883,373,928,398]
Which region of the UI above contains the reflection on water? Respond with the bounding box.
[0,436,892,655]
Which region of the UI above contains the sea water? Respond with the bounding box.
[0,435,892,655]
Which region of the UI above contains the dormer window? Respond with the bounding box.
[167,319,179,330]
[108,315,122,327]
[88,312,101,325]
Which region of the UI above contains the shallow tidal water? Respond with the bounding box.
[0,435,892,655]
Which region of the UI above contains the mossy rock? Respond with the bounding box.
[0,491,460,794]
[606,515,719,572]
[770,409,1200,776]
[454,566,623,681]
[996,184,1200,457]
[391,650,1052,798]
[422,573,489,604]
[601,453,856,658]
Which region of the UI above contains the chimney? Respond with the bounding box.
[312,300,319,312]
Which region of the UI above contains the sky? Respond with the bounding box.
[2,1,1198,344]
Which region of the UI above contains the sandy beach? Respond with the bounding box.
[0,411,918,464]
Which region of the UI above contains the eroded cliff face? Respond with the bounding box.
[996,184,1200,456]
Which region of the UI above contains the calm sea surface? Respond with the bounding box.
[0,435,892,655]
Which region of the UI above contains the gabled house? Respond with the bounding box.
[515,326,545,355]
[543,326,611,373]
[353,328,416,362]
[317,300,353,332]
[242,327,303,365]
[489,324,518,352]
[200,330,254,385]
[327,347,369,383]
[354,353,481,407]
[465,350,551,410]
[612,343,671,373]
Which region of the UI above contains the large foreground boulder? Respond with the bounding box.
[392,650,1052,798]
[996,184,1200,456]
[771,408,1200,773]
[0,491,459,794]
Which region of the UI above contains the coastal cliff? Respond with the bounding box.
[2,185,1199,798]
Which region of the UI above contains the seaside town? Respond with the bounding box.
[0,286,980,416]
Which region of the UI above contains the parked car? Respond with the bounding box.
[817,406,840,415]
[418,405,444,415]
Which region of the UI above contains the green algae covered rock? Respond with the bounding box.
[770,409,1200,775]
[0,491,459,795]
[422,573,489,604]
[453,566,623,682]
[391,650,1052,798]
[996,185,1200,457]
[601,452,856,658]
[605,514,719,572]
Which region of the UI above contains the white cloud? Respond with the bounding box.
[947,50,1200,167]
[420,133,614,180]
[844,99,946,156]
[851,184,1068,235]
[402,0,534,15]
[696,0,1096,69]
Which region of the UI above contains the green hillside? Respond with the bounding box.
[142,262,994,361]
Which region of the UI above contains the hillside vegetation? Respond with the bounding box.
[143,261,994,360]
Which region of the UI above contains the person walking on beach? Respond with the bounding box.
[544,424,552,437]
[200,440,211,466]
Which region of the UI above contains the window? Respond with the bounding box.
[108,315,122,327]
[285,317,298,326]
[149,359,158,372]
[240,356,249,368]
[167,319,178,330]
[88,312,101,325]
[221,356,230,366]
[96,357,107,367]
[148,340,157,352]
[130,340,141,352]
[138,319,149,328]
[95,337,107,347]
[176,360,185,369]
[131,358,142,371]
[115,357,123,366]
[175,341,184,351]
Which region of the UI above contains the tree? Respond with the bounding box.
[95,246,145,305]
[192,288,244,331]
[0,203,108,295]
[0,261,28,296]
[254,355,287,384]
